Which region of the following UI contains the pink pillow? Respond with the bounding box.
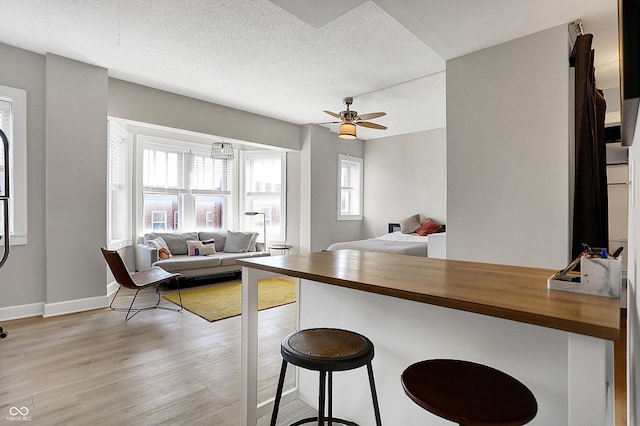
[416,218,442,236]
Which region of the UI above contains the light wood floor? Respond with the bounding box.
[0,280,314,425]
[0,280,629,425]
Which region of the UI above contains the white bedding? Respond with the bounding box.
[375,231,430,242]
[326,232,436,257]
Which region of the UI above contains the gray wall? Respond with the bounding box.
[363,128,446,238]
[300,125,365,252]
[446,25,571,269]
[45,54,108,304]
[0,43,46,308]
[108,79,301,151]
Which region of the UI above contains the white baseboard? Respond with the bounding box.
[107,280,119,297]
[0,302,45,321]
[0,281,120,321]
[43,294,110,318]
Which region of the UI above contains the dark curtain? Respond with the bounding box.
[570,34,609,259]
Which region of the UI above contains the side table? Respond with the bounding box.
[269,244,293,255]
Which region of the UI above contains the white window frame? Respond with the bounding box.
[107,120,132,249]
[0,85,27,245]
[241,150,287,242]
[136,135,235,236]
[337,154,363,221]
[152,210,168,230]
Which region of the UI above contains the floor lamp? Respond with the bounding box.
[245,211,266,251]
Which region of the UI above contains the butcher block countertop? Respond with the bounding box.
[238,249,620,341]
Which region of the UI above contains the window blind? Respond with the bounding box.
[341,160,356,189]
[189,152,230,193]
[143,146,231,194]
[109,131,124,188]
[143,148,182,190]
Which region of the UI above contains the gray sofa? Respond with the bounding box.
[134,231,270,278]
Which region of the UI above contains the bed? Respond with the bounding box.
[326,223,446,258]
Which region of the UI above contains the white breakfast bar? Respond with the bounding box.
[238,250,620,425]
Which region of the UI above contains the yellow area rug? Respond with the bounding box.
[163,276,296,322]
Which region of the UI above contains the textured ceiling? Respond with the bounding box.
[0,0,619,141]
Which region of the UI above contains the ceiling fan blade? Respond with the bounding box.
[323,110,342,119]
[355,112,386,121]
[315,121,342,125]
[356,121,387,130]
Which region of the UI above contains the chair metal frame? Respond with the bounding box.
[101,247,183,321]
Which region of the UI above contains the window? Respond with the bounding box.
[338,154,363,220]
[140,137,233,234]
[0,85,27,245]
[107,120,131,249]
[243,151,286,242]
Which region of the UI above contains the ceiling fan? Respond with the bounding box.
[320,97,387,139]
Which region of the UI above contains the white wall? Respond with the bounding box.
[363,128,446,238]
[299,125,365,252]
[626,110,640,425]
[285,150,301,252]
[446,25,571,269]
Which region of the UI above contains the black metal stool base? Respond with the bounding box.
[289,417,358,426]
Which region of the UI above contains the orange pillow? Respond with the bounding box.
[158,247,171,260]
[416,218,442,236]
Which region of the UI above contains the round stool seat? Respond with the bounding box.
[402,359,537,426]
[281,328,374,372]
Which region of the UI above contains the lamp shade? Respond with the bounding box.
[339,123,357,139]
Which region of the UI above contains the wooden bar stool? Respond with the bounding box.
[401,359,537,426]
[270,328,382,426]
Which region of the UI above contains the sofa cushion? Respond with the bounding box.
[214,251,271,266]
[215,252,253,266]
[145,232,198,255]
[224,231,255,253]
[198,231,227,253]
[154,255,222,272]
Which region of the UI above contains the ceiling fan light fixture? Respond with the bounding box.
[339,123,357,139]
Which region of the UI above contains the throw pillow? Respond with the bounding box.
[399,214,421,234]
[416,218,442,236]
[158,248,171,260]
[200,238,217,255]
[146,237,172,258]
[198,231,227,252]
[224,231,254,253]
[186,239,216,256]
